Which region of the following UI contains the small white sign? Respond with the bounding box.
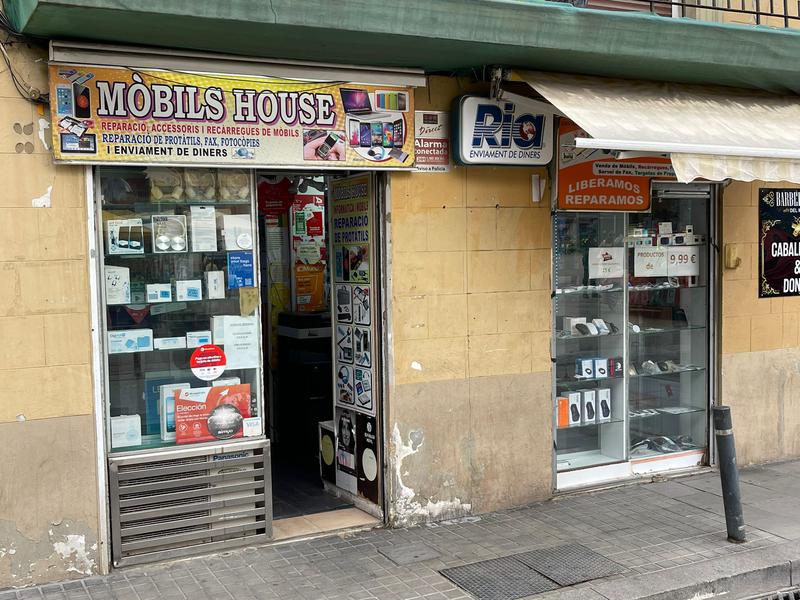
[414,111,450,172]
[668,246,700,276]
[634,247,669,277]
[588,247,624,279]
[455,92,553,166]
[242,417,262,437]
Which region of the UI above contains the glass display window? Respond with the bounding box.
[97,166,263,453]
[552,183,713,475]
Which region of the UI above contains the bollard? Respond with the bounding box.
[713,405,746,543]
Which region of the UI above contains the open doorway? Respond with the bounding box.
[257,172,383,539]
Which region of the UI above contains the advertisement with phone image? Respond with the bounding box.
[341,87,411,164]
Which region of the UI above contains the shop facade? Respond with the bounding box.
[5,31,800,589]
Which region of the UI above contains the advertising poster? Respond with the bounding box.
[557,119,675,211]
[290,195,327,312]
[335,407,358,494]
[227,251,255,289]
[356,413,380,504]
[175,384,251,444]
[453,93,553,166]
[336,365,354,407]
[49,65,415,168]
[759,188,800,297]
[331,175,371,284]
[414,111,451,172]
[587,247,624,279]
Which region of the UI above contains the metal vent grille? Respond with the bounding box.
[742,589,800,600]
[108,439,272,567]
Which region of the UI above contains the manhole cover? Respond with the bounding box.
[440,556,559,600]
[378,543,440,565]
[515,543,625,586]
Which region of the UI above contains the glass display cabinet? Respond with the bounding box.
[553,183,711,475]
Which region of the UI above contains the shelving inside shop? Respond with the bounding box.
[552,190,711,473]
[99,166,262,454]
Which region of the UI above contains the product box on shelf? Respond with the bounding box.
[597,388,612,422]
[567,392,582,426]
[110,414,142,448]
[581,389,597,425]
[576,358,594,379]
[159,382,190,441]
[154,336,187,350]
[104,266,131,305]
[658,222,673,235]
[608,357,624,377]
[152,214,188,253]
[220,214,253,251]
[175,279,203,302]
[593,358,608,379]
[205,271,226,299]
[186,330,212,348]
[564,317,586,335]
[557,397,569,428]
[108,329,153,353]
[146,283,172,303]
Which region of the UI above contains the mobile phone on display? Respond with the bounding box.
[398,93,407,111]
[56,85,74,116]
[393,119,404,147]
[315,132,340,160]
[348,121,360,146]
[382,122,393,148]
[359,123,371,147]
[370,122,383,146]
[73,83,91,119]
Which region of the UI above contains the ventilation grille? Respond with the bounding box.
[745,590,800,600]
[108,439,271,567]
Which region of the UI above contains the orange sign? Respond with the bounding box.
[557,120,674,211]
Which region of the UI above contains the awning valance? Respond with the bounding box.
[514,70,800,184]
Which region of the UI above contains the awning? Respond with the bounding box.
[514,70,800,184]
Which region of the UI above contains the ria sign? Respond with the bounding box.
[452,93,553,166]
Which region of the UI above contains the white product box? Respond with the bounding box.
[594,358,608,379]
[205,271,226,299]
[597,388,612,422]
[567,392,582,427]
[190,205,218,252]
[175,279,203,302]
[564,317,586,335]
[581,389,597,425]
[186,330,212,348]
[212,377,241,387]
[159,383,190,441]
[152,214,188,253]
[220,214,253,250]
[110,414,142,448]
[104,266,131,305]
[154,336,187,350]
[684,225,694,234]
[108,329,153,354]
[146,283,173,303]
[576,358,594,379]
[658,222,673,235]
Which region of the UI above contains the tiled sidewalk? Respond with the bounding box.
[7,460,800,600]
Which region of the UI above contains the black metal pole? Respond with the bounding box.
[713,406,746,543]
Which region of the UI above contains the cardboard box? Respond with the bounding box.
[594,358,608,379]
[220,214,253,251]
[564,317,586,335]
[159,383,189,441]
[110,414,142,448]
[581,389,597,425]
[658,222,673,235]
[108,329,153,354]
[146,283,172,303]
[205,271,225,299]
[567,391,582,427]
[175,384,251,444]
[576,358,594,379]
[597,388,612,422]
[186,330,212,348]
[154,336,187,350]
[557,397,569,428]
[175,279,203,302]
[608,357,624,378]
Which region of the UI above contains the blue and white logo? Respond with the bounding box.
[455,93,553,166]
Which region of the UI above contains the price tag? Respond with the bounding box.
[667,246,700,276]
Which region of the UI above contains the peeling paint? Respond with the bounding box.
[410,361,423,371]
[391,424,471,526]
[52,534,95,575]
[37,118,49,150]
[31,185,52,208]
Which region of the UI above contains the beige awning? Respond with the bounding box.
[514,70,800,184]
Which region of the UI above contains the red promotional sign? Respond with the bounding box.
[557,120,674,212]
[175,384,251,444]
[189,344,226,381]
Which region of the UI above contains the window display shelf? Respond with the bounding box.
[628,284,707,292]
[555,286,624,296]
[629,407,705,419]
[556,450,625,472]
[630,366,705,379]
[556,331,623,341]
[632,325,706,336]
[556,375,624,388]
[557,416,624,430]
[104,200,250,210]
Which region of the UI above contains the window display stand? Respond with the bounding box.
[552,183,715,490]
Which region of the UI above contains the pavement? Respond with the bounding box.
[7,460,800,600]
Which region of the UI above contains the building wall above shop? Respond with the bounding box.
[9,0,800,93]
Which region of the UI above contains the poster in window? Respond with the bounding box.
[759,188,800,297]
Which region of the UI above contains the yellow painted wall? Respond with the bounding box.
[0,42,99,588]
[721,181,800,465]
[387,77,553,525]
